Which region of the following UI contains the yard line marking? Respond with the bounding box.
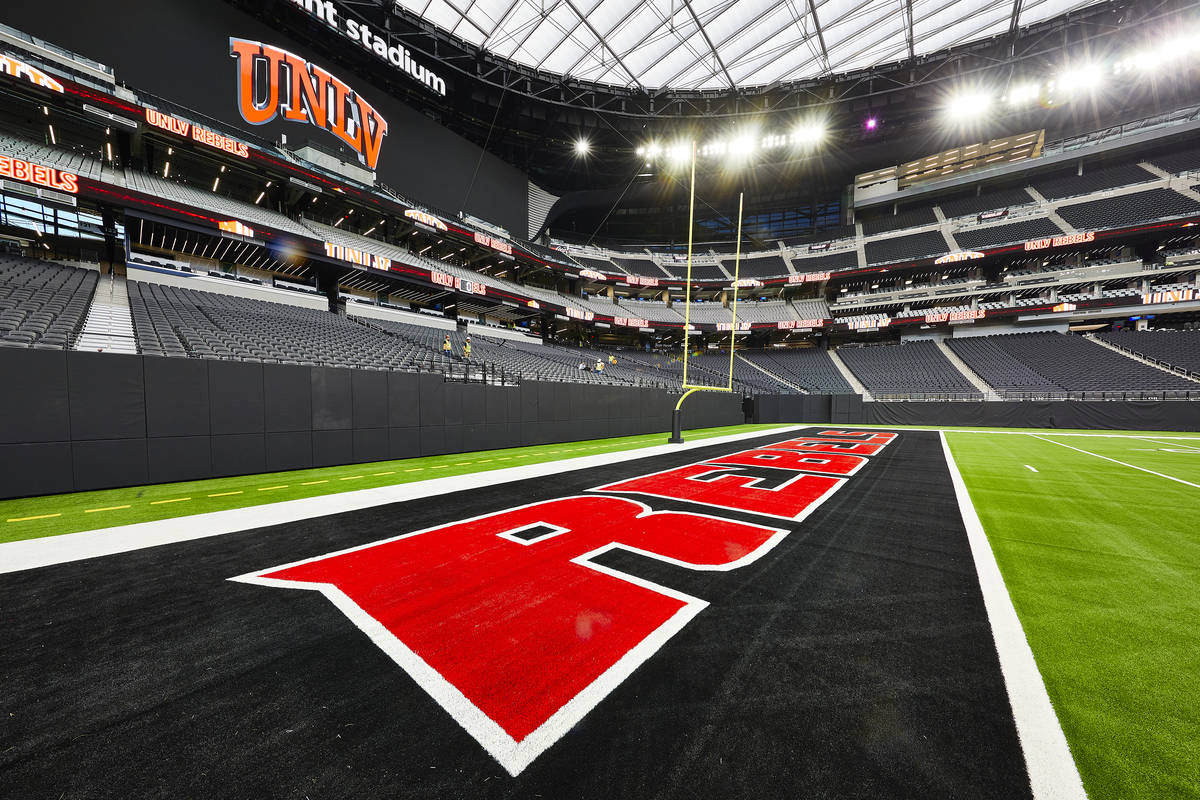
[339,476,364,481]
[208,491,242,497]
[373,471,396,476]
[7,513,62,522]
[150,497,190,505]
[941,433,1087,800]
[258,485,289,492]
[431,465,449,470]
[85,505,132,513]
[301,480,329,486]
[1144,438,1200,452]
[1024,465,1039,473]
[475,459,492,463]
[403,468,423,472]
[1031,435,1200,489]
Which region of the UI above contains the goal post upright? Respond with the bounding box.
[669,151,744,443]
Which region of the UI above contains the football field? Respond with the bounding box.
[1,424,1196,799]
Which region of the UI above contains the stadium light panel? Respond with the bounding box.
[574,139,590,155]
[864,117,877,131]
[1056,64,1104,94]
[1004,82,1041,106]
[944,91,992,121]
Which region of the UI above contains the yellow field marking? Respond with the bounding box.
[431,465,449,470]
[300,480,328,486]
[7,513,62,522]
[498,457,512,461]
[258,485,288,492]
[373,471,395,476]
[208,491,242,497]
[150,497,190,505]
[403,468,423,472]
[84,504,132,513]
[475,459,492,463]
[339,476,364,481]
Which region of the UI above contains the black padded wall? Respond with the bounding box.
[0,351,747,499]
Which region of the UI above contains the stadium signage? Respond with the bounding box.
[846,316,890,330]
[1024,231,1095,251]
[788,272,831,283]
[526,299,540,309]
[430,269,486,296]
[0,155,78,194]
[0,54,64,93]
[1143,288,1196,304]
[229,39,389,170]
[218,220,256,237]
[578,269,607,281]
[565,307,595,321]
[924,309,986,323]
[776,319,824,329]
[1051,302,1077,313]
[977,208,1008,221]
[716,321,752,332]
[626,275,660,287]
[144,109,250,159]
[324,242,391,271]
[807,242,831,252]
[934,251,984,264]
[614,316,649,328]
[234,429,898,775]
[283,0,447,96]
[404,209,447,231]
[472,231,513,255]
[733,278,763,288]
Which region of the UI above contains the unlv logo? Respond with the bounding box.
[232,432,896,774]
[229,38,388,170]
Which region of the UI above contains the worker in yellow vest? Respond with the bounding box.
[463,337,472,359]
[442,334,452,353]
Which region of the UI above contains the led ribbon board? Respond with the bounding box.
[325,242,391,271]
[0,155,78,193]
[229,38,388,171]
[145,109,249,158]
[0,54,64,93]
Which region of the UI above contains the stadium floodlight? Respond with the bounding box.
[727,135,756,160]
[944,90,993,121]
[864,117,878,131]
[1056,63,1104,94]
[791,121,826,147]
[574,139,590,156]
[1005,82,1041,107]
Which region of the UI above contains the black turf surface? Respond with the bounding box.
[0,430,1032,799]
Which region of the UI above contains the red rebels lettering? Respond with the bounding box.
[236,495,783,775]
[596,463,843,521]
[811,430,898,444]
[768,438,887,455]
[707,448,868,476]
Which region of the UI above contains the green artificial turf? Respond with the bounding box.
[0,423,784,544]
[947,431,1200,800]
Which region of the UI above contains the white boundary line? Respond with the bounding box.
[832,425,1200,439]
[1029,435,1200,489]
[0,425,808,576]
[939,432,1088,800]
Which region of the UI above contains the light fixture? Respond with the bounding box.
[944,90,993,121]
[864,117,878,131]
[574,139,590,156]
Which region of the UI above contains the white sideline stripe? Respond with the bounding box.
[1144,438,1200,452]
[940,432,1087,800]
[840,425,1200,439]
[0,426,807,576]
[1024,465,1039,473]
[1030,435,1200,489]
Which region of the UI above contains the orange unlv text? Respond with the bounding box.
[229,38,388,170]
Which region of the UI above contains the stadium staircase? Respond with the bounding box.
[735,353,805,393]
[75,272,138,354]
[935,338,1001,400]
[827,349,873,400]
[1085,333,1200,385]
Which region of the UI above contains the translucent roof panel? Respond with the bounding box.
[396,0,1101,90]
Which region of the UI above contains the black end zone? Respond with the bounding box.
[0,431,1031,799]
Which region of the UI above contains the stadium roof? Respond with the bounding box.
[396,0,1102,91]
